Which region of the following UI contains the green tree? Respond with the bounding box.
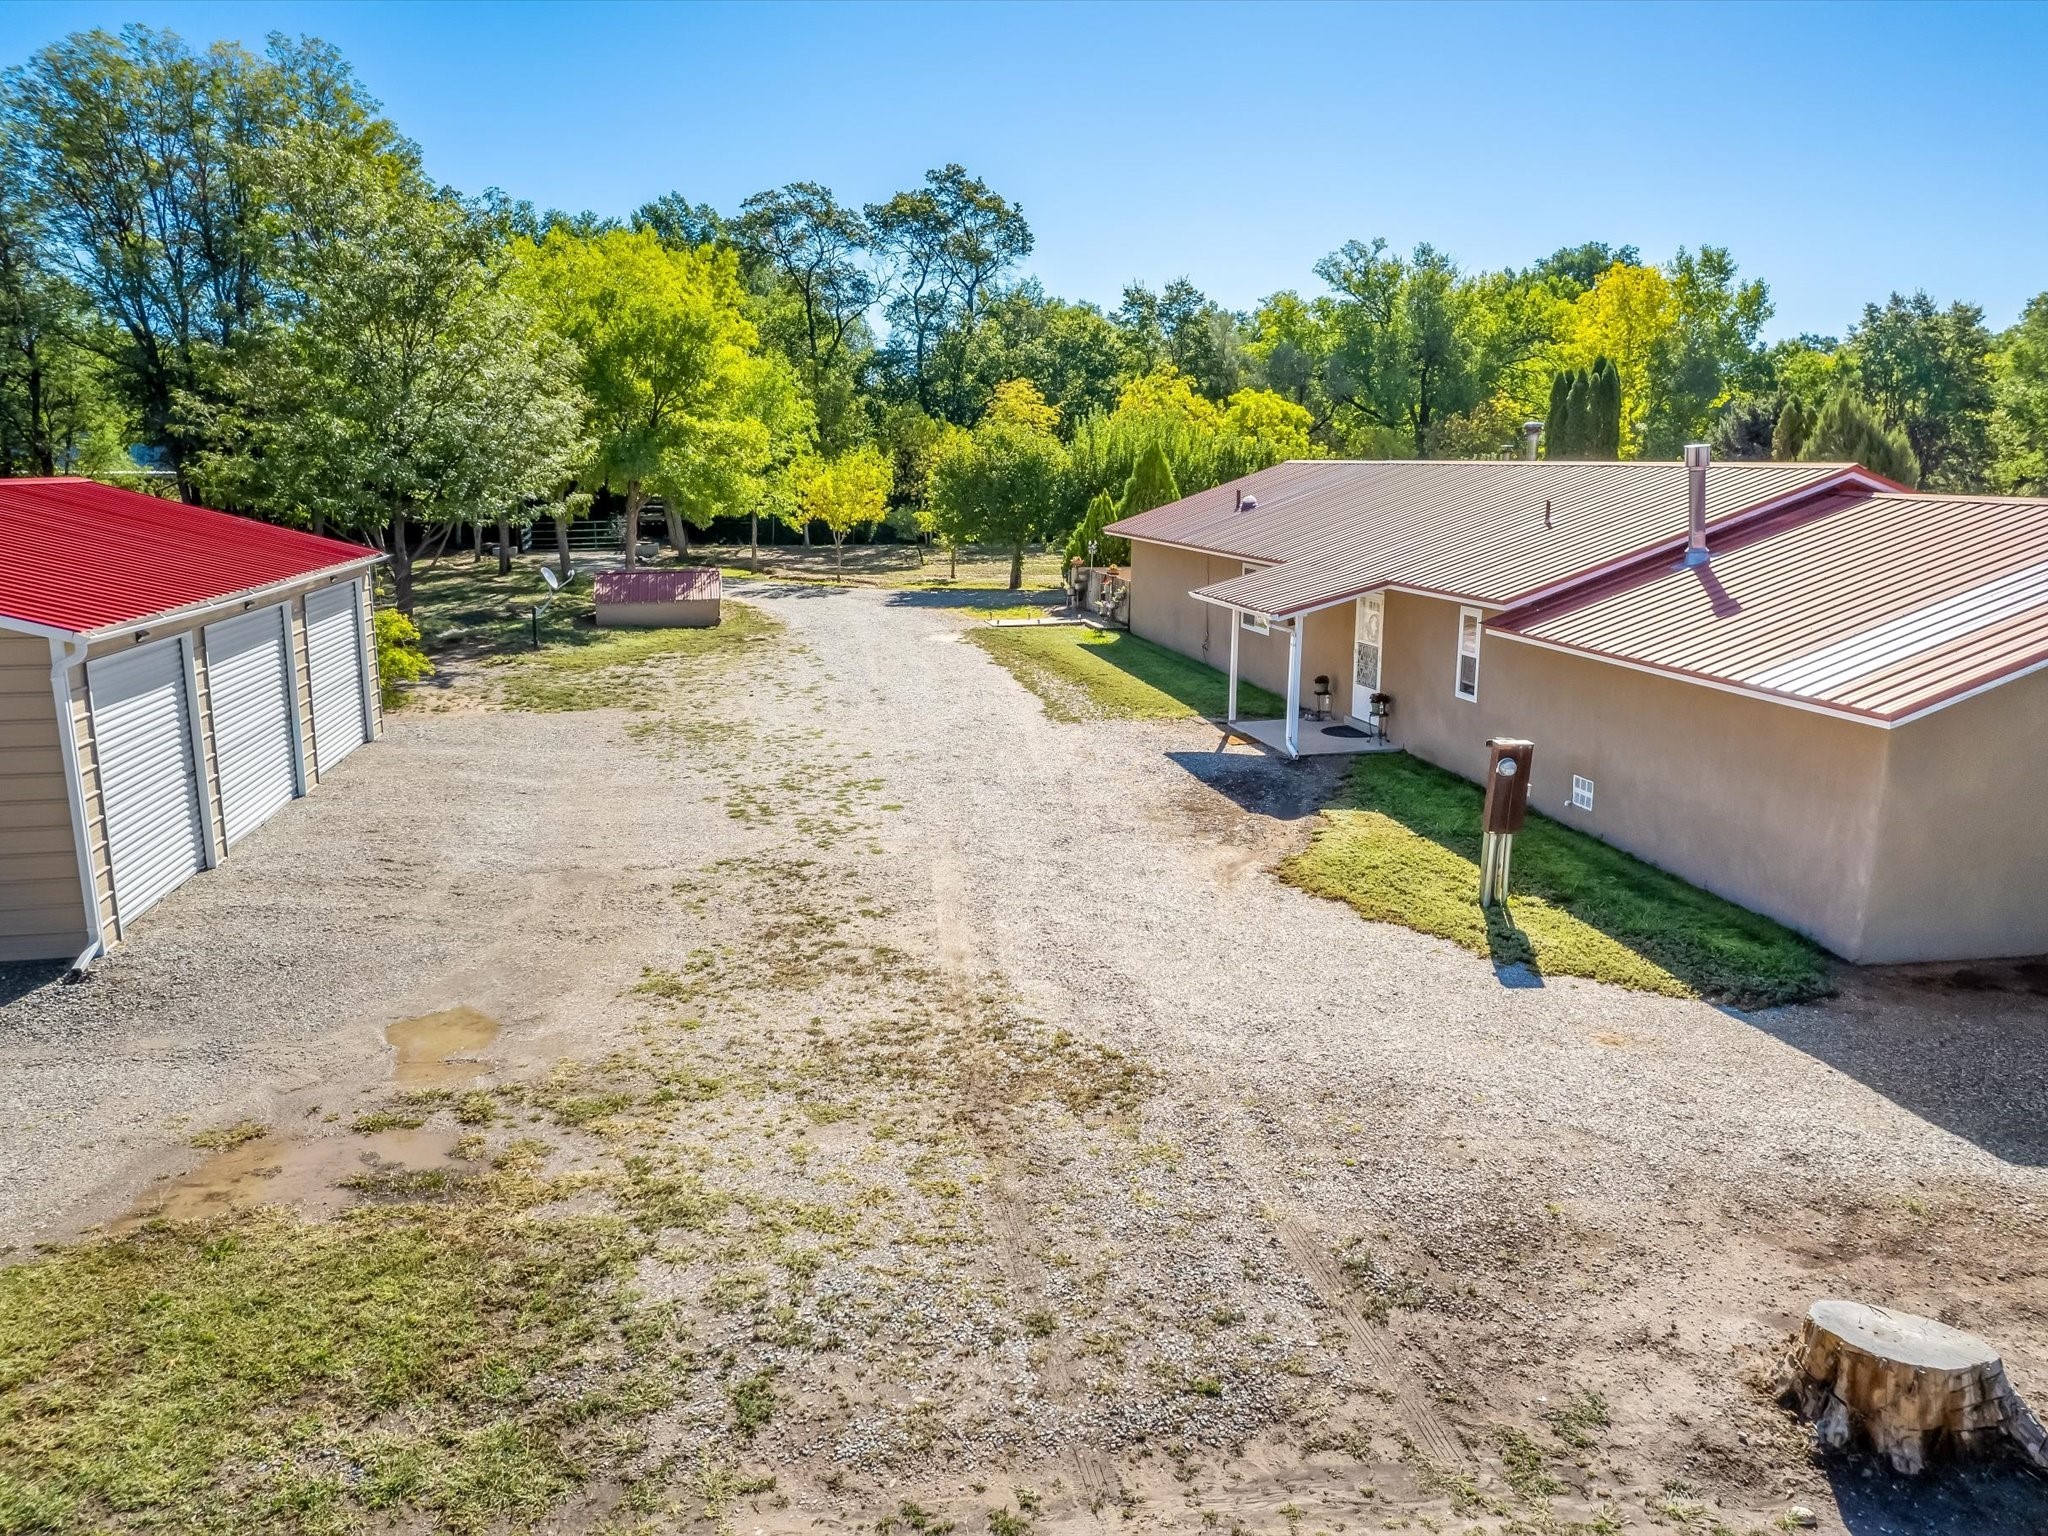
[0,26,396,496]
[1118,441,1181,519]
[1064,490,1125,568]
[1641,246,1771,456]
[1992,292,2048,495]
[1589,356,1622,457]
[794,444,893,580]
[514,228,789,569]
[1710,395,1778,460]
[734,182,873,452]
[197,148,586,612]
[928,395,1068,589]
[1316,239,1481,456]
[1545,371,1575,458]
[1772,395,1812,461]
[1847,291,1994,490]
[1798,390,1919,486]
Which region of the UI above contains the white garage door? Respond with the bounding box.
[306,581,370,774]
[204,604,298,845]
[88,637,207,926]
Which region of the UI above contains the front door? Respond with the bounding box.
[1350,593,1383,725]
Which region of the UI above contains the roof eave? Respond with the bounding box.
[3,550,385,641]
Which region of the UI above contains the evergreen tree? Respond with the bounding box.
[1064,489,1127,566]
[1772,395,1812,461]
[1563,371,1594,459]
[1545,371,1573,459]
[1589,357,1622,458]
[1118,440,1182,519]
[1798,390,1919,485]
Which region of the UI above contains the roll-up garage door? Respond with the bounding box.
[204,604,298,845]
[87,637,207,926]
[306,581,370,774]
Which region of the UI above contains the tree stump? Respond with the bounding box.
[1786,1300,2048,1475]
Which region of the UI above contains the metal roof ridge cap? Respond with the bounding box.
[1491,471,1878,624]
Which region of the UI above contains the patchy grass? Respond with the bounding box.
[400,558,600,660]
[187,1121,266,1153]
[495,599,779,712]
[1280,753,1831,1008]
[965,626,1284,722]
[0,1197,653,1534]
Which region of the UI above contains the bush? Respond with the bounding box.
[373,608,433,707]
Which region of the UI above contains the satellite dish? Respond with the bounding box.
[540,566,562,591]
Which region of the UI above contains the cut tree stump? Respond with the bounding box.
[1785,1299,2048,1475]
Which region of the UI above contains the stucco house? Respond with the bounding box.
[0,479,383,965]
[1106,452,2048,965]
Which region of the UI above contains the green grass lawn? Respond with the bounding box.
[387,559,779,711]
[966,626,1285,722]
[1280,753,1832,1008]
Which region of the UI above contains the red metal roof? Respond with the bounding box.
[593,567,721,603]
[1107,459,1871,616]
[1492,491,2048,723]
[0,478,378,635]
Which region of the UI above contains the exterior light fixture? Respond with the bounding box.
[1313,675,1332,720]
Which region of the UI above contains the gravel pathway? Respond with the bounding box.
[3,579,2043,1532]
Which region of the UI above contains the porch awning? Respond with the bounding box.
[1190,554,1384,620]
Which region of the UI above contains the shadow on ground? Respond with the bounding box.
[1165,747,1349,823]
[1760,961,2048,1168]
[0,960,69,1011]
[1825,1447,2048,1534]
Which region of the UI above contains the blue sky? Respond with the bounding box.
[3,1,2043,341]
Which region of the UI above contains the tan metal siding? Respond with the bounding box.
[0,633,89,959]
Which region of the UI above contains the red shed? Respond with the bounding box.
[593,567,722,628]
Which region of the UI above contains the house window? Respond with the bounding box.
[1239,564,1269,634]
[1454,607,1482,701]
[1571,775,1595,812]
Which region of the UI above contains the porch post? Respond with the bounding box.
[1284,617,1302,758]
[1227,614,1241,723]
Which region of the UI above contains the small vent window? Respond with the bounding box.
[1571,775,1595,812]
[1454,607,1482,701]
[1240,563,1269,634]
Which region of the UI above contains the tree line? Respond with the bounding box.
[3,27,2046,602]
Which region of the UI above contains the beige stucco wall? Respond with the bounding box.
[1128,540,1353,716]
[0,632,90,961]
[1378,590,1891,957]
[1856,664,2048,963]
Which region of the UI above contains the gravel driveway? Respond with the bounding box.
[3,579,2044,1532]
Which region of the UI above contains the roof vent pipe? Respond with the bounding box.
[1523,422,1543,461]
[1682,443,1711,565]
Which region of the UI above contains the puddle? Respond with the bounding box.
[386,1005,501,1087]
[104,1005,502,1232]
[112,1128,460,1231]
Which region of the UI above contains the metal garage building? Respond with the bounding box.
[0,478,383,964]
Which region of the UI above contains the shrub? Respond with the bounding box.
[373,608,433,707]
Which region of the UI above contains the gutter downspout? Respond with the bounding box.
[49,634,105,976]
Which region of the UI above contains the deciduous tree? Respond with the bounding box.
[794,444,893,580]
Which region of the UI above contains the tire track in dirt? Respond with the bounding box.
[1186,1065,1470,1470]
[930,843,1119,1516]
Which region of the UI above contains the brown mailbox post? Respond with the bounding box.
[1479,738,1534,906]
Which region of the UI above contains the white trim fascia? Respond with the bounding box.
[47,634,104,957]
[177,632,220,868]
[0,554,384,647]
[1888,651,2048,726]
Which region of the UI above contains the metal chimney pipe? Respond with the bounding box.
[1523,421,1543,461]
[1682,443,1710,565]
